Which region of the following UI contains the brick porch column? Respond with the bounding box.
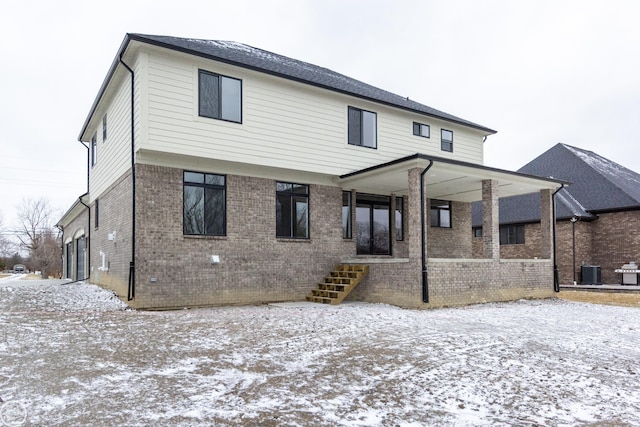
[407,168,424,261]
[482,179,500,260]
[540,189,554,259]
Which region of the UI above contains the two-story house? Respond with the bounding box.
[57,34,565,309]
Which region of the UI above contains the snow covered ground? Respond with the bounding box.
[1,277,639,426]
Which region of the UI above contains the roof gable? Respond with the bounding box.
[126,34,495,134]
[519,144,640,212]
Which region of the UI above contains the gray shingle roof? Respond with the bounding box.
[472,143,640,226]
[127,34,496,134]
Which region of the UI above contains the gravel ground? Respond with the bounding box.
[1,277,639,426]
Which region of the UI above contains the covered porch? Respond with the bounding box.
[336,154,566,308]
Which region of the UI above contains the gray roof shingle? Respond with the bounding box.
[472,143,640,226]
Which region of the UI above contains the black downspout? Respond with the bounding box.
[420,160,434,303]
[79,140,91,282]
[119,56,136,301]
[552,183,565,292]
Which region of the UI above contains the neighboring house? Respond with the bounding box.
[57,33,564,309]
[472,143,640,285]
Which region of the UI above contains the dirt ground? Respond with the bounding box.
[558,290,640,307]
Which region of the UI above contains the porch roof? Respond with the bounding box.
[338,154,569,202]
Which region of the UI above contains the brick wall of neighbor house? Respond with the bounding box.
[555,220,593,285]
[427,259,554,307]
[591,211,640,284]
[132,164,355,309]
[89,170,133,298]
[428,201,472,258]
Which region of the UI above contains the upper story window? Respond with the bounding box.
[413,122,430,138]
[441,129,453,152]
[183,171,226,236]
[500,224,525,245]
[430,199,451,228]
[348,106,377,149]
[198,70,242,123]
[91,133,97,167]
[276,182,309,239]
[473,227,482,238]
[102,114,107,142]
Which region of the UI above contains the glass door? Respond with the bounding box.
[356,195,391,255]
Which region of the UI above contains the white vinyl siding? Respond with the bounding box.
[88,55,145,202]
[141,47,486,176]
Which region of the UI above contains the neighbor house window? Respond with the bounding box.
[102,115,107,142]
[473,227,482,238]
[95,199,99,229]
[183,171,226,236]
[276,182,309,239]
[395,196,404,240]
[342,191,352,239]
[91,133,97,167]
[500,224,525,245]
[348,106,377,148]
[441,129,453,152]
[199,70,242,123]
[430,199,451,228]
[413,122,430,138]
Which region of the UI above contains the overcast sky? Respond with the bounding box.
[1,0,639,232]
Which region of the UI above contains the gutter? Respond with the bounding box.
[119,56,136,301]
[552,183,566,292]
[420,160,434,303]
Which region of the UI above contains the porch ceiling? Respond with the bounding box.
[338,154,568,202]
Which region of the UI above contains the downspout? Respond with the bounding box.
[420,160,434,303]
[119,56,136,301]
[79,140,91,282]
[552,183,565,292]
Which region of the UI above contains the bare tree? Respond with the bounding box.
[15,198,61,278]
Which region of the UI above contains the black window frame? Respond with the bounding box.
[102,114,107,142]
[430,199,452,228]
[473,227,482,238]
[342,191,352,239]
[183,171,227,236]
[441,129,453,152]
[91,133,97,167]
[395,196,404,241]
[500,224,525,245]
[276,182,310,239]
[198,69,243,123]
[348,106,377,149]
[412,122,430,138]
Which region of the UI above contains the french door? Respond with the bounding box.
[356,194,391,255]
